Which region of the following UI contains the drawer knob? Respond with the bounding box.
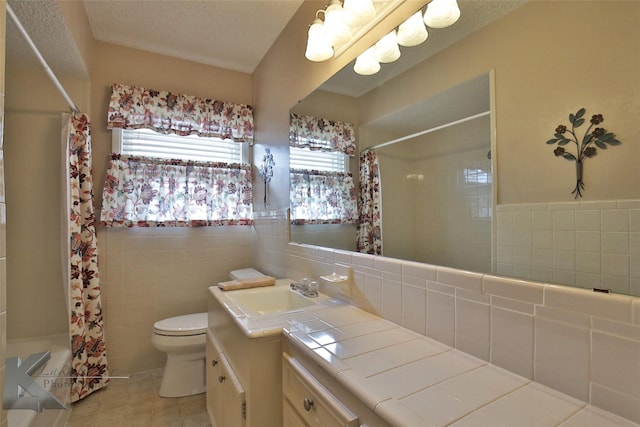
[212,359,218,367]
[218,375,226,383]
[303,398,314,412]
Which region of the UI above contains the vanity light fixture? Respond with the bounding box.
[324,0,353,46]
[373,30,401,63]
[304,0,396,62]
[304,0,461,74]
[397,10,429,47]
[424,0,461,29]
[343,0,376,26]
[305,12,334,62]
[352,0,460,75]
[353,46,381,75]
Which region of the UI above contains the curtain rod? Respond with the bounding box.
[6,4,79,113]
[368,110,491,151]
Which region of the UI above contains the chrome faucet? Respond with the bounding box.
[290,279,319,298]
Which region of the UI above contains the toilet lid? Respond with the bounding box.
[153,313,207,336]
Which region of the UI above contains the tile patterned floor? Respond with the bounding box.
[65,368,211,427]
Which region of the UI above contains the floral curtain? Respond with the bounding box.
[356,150,382,255]
[290,169,357,225]
[289,113,356,156]
[66,113,109,401]
[100,154,253,227]
[107,83,254,143]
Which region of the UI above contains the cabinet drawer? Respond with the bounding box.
[282,352,359,427]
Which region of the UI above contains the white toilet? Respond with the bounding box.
[151,312,208,397]
[152,268,267,397]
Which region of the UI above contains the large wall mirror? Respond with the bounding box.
[290,0,640,296]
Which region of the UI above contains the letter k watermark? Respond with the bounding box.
[3,352,67,412]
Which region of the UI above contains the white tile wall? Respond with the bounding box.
[497,199,640,295]
[98,225,255,374]
[254,209,640,424]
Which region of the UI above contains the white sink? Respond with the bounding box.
[224,283,318,316]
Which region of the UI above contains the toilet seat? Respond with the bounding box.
[153,313,207,336]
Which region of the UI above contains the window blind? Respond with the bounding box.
[289,146,348,172]
[114,128,243,163]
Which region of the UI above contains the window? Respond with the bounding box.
[289,147,356,225]
[289,146,348,173]
[101,129,252,228]
[112,128,246,163]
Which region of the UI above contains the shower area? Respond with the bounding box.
[4,4,108,425]
[360,73,494,275]
[375,113,493,274]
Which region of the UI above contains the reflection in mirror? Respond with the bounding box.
[291,72,493,273]
[290,0,640,296]
[367,73,492,273]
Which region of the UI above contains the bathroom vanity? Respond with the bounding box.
[208,281,636,427]
[207,287,284,427]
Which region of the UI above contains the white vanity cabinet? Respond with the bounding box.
[282,339,392,427]
[206,330,246,427]
[282,352,359,427]
[207,287,285,427]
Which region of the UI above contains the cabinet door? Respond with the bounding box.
[282,353,359,427]
[219,351,246,427]
[284,397,310,427]
[206,330,223,427]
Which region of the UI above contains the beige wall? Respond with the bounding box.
[4,68,90,340]
[89,40,253,210]
[356,1,639,204]
[89,42,257,374]
[3,38,257,374]
[252,0,429,213]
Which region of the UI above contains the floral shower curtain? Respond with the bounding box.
[356,150,382,255]
[65,113,109,402]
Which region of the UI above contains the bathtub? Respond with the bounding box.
[5,334,71,427]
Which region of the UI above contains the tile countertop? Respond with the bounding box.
[209,285,638,426]
[281,305,638,427]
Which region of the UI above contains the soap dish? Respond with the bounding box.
[320,272,349,283]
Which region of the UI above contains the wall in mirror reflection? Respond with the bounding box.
[290,1,639,296]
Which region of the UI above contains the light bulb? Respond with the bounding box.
[324,0,352,47]
[343,0,376,27]
[373,30,401,63]
[397,11,428,47]
[354,47,380,75]
[424,0,460,29]
[305,18,333,62]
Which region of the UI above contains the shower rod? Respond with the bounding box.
[6,4,79,113]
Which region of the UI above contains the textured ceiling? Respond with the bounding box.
[82,0,305,73]
[5,0,304,79]
[7,0,90,78]
[5,0,526,99]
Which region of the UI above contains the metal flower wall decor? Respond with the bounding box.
[546,108,621,198]
[258,148,275,206]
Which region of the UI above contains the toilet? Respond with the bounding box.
[151,268,266,397]
[151,312,208,397]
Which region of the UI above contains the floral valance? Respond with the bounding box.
[100,154,253,227]
[290,168,357,225]
[107,83,254,143]
[289,113,356,156]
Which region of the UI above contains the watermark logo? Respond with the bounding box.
[3,352,66,412]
